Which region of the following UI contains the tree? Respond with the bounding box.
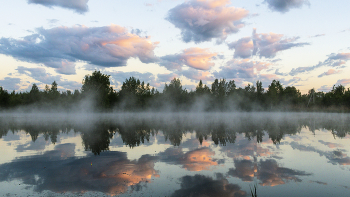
[211,79,236,110]
[120,77,141,96]
[267,80,283,108]
[283,86,301,106]
[29,83,41,103]
[163,78,187,107]
[0,86,10,109]
[256,81,263,98]
[49,81,60,100]
[81,71,113,109]
[195,80,210,96]
[119,77,152,110]
[211,79,232,98]
[244,84,256,103]
[332,85,345,106]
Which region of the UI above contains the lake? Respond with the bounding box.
[0,112,349,196]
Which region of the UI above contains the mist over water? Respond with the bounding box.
[1,112,350,196]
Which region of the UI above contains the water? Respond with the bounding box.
[0,112,350,196]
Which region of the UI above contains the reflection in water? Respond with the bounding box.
[228,159,311,186]
[0,143,159,195]
[78,122,117,155]
[1,113,350,150]
[0,113,350,196]
[171,174,247,197]
[290,141,350,166]
[159,147,218,171]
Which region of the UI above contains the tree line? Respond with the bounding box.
[0,70,350,111]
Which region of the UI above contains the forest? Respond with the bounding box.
[0,71,350,112]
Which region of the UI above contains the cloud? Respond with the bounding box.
[180,68,214,81]
[220,135,274,160]
[227,159,255,181]
[318,140,343,149]
[318,69,342,78]
[340,28,350,33]
[0,77,21,91]
[310,34,325,38]
[16,137,49,152]
[16,66,81,90]
[166,0,249,43]
[0,25,158,74]
[290,142,350,166]
[228,158,311,186]
[28,0,89,14]
[17,66,61,84]
[157,73,178,83]
[0,146,159,195]
[228,37,254,58]
[264,0,310,13]
[151,73,179,88]
[337,79,350,86]
[289,52,350,76]
[258,159,311,186]
[318,85,332,92]
[171,175,247,197]
[213,59,272,80]
[259,73,279,82]
[160,47,217,71]
[228,29,309,58]
[106,71,156,87]
[309,180,327,185]
[159,147,218,171]
[47,19,59,24]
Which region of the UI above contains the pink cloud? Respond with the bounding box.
[182,48,217,70]
[337,79,350,85]
[318,69,342,78]
[160,47,217,71]
[167,0,249,43]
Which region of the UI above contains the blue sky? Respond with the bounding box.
[0,0,349,93]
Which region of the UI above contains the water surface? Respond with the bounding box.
[0,112,350,196]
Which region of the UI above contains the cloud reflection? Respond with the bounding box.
[0,143,159,195]
[290,142,350,166]
[171,174,246,197]
[228,159,311,186]
[160,147,218,171]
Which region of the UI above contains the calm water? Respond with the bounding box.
[0,112,350,197]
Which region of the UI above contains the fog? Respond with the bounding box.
[1,111,349,135]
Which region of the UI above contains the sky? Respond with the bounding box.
[0,0,349,94]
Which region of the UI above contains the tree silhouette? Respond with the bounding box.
[81,71,114,110]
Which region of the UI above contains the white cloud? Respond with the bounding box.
[228,29,309,58]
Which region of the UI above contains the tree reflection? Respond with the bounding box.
[116,121,155,148]
[210,123,236,146]
[77,122,117,155]
[1,113,350,152]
